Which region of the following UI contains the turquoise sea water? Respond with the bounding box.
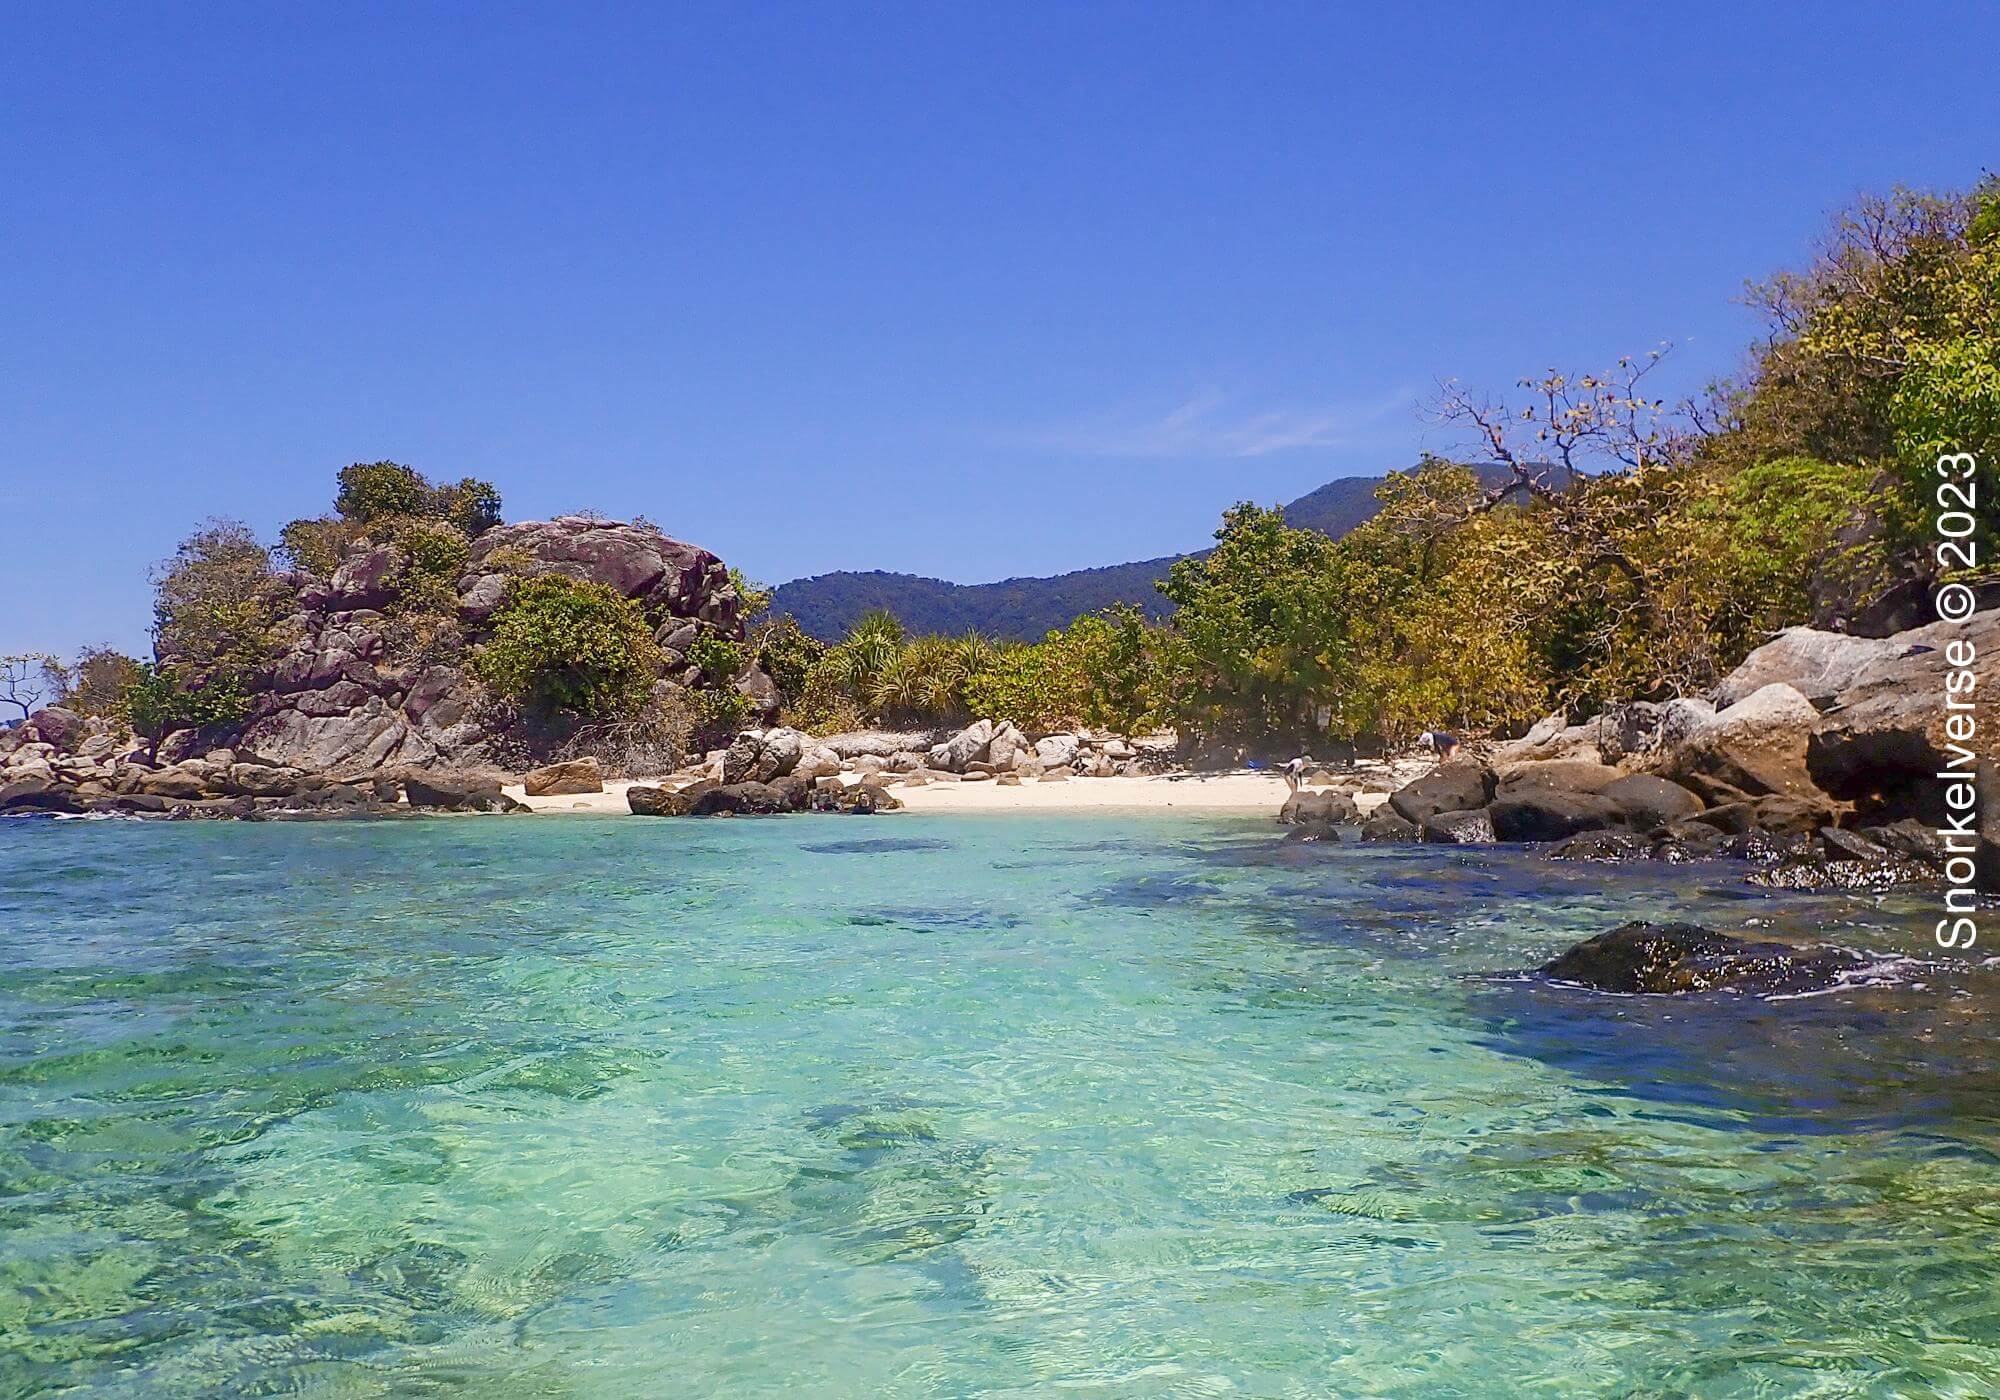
[1,811,1996,1397]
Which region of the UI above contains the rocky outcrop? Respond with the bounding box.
[1348,608,1996,892]
[227,515,750,776]
[1532,921,1872,997]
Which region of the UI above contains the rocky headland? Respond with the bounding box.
[1282,607,1999,893]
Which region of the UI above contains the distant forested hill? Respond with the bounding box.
[770,464,1550,640]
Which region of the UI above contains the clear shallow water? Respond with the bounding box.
[1,813,1996,1398]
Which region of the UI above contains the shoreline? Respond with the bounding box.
[503,770,1306,816]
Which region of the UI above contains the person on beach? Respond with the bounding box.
[1283,754,1309,792]
[1419,730,1461,763]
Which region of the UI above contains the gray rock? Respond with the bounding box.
[1664,682,1823,799]
[1033,733,1080,767]
[929,719,995,773]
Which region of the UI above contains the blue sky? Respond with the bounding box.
[5,4,1996,656]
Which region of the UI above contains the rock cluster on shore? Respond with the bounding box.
[620,721,1172,817]
[231,515,758,772]
[0,708,527,818]
[1281,608,1999,891]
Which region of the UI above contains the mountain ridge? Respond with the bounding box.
[770,463,1542,640]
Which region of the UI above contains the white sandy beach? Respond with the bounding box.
[504,769,1383,816]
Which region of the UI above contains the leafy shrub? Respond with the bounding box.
[751,615,827,702]
[275,516,366,577]
[685,634,746,686]
[728,567,773,619]
[433,477,503,536]
[335,462,432,524]
[333,461,504,536]
[475,575,662,719]
[121,663,249,757]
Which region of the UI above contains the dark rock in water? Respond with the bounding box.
[1748,857,1938,891]
[1420,808,1495,844]
[1359,808,1418,843]
[1694,794,1838,839]
[1548,830,1652,862]
[402,771,526,813]
[1818,826,1891,864]
[627,782,713,817]
[1598,774,1704,831]
[1536,920,1871,996]
[769,773,813,811]
[0,774,59,811]
[1715,831,1807,864]
[1387,763,1495,824]
[1489,790,1624,842]
[690,781,791,816]
[1861,818,1947,869]
[1282,824,1343,844]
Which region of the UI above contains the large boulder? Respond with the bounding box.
[401,770,525,813]
[689,781,791,816]
[327,543,403,611]
[1488,790,1624,843]
[1597,773,1704,831]
[1490,713,1604,767]
[1713,626,1907,709]
[1034,733,1081,767]
[1360,808,1419,842]
[1800,610,2000,822]
[627,779,716,816]
[461,516,742,629]
[25,707,86,753]
[1661,682,1822,799]
[733,664,782,725]
[754,727,806,781]
[1387,762,1496,824]
[1593,702,1667,766]
[987,722,1031,771]
[1535,921,1870,997]
[1494,760,1622,796]
[524,757,604,796]
[929,720,995,773]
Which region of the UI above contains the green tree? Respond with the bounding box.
[151,519,284,690]
[59,647,145,718]
[475,574,662,719]
[120,662,249,759]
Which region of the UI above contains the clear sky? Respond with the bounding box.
[5,3,1996,656]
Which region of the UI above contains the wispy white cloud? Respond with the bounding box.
[1036,386,1414,460]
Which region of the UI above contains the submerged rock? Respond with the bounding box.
[1535,921,1871,996]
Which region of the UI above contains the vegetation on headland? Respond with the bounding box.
[17,175,1997,771]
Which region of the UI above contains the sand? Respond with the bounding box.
[503,770,1299,816]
